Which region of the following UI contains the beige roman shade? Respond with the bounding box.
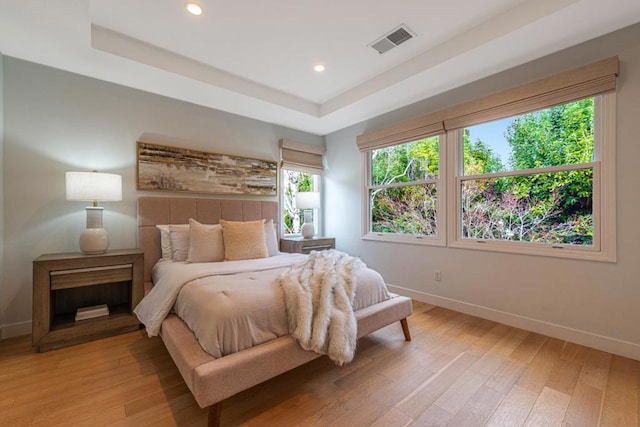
[443,57,619,129]
[357,56,619,150]
[356,118,445,152]
[280,139,325,174]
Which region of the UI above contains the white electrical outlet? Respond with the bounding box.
[434,270,442,281]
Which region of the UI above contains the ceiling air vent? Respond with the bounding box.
[369,25,415,54]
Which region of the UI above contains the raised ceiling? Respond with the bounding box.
[1,0,639,135]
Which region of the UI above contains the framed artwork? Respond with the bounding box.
[137,141,277,196]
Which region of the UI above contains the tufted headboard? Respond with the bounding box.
[137,196,279,287]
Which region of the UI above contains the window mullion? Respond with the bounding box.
[461,162,598,182]
[368,178,438,191]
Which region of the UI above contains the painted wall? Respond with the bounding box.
[324,23,640,358]
[0,52,4,338]
[0,58,323,337]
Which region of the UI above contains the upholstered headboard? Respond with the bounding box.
[137,196,279,285]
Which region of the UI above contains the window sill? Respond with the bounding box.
[362,232,446,247]
[448,239,616,262]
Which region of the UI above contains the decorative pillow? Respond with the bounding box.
[169,225,191,262]
[220,219,268,261]
[156,224,188,260]
[263,219,279,256]
[187,219,225,263]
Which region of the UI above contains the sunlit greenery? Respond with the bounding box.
[282,170,314,235]
[370,98,595,245]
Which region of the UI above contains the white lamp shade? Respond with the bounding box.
[296,192,320,210]
[65,171,122,202]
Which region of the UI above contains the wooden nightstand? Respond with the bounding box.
[32,249,144,352]
[280,236,336,254]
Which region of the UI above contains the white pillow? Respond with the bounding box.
[187,219,225,263]
[263,219,279,256]
[169,225,190,262]
[156,224,188,260]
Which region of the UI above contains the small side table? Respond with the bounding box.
[280,236,335,254]
[32,249,144,352]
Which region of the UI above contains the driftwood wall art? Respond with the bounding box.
[137,141,277,196]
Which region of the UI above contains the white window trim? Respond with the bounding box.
[446,94,616,262]
[361,135,447,247]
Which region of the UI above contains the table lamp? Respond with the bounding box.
[65,171,122,254]
[295,191,320,239]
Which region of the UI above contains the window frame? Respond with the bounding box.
[445,93,616,261]
[361,134,447,247]
[359,94,616,261]
[280,168,322,237]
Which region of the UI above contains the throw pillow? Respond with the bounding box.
[220,219,268,261]
[263,219,279,256]
[187,219,225,263]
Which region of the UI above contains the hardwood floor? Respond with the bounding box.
[1,301,638,426]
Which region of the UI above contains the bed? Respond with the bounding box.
[136,196,413,426]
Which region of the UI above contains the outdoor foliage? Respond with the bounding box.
[282,170,314,234]
[370,138,439,235]
[370,98,595,245]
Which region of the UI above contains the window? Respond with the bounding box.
[364,135,446,245]
[449,96,615,259]
[281,169,320,235]
[279,139,325,236]
[358,57,618,261]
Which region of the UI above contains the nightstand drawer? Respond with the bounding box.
[50,264,133,290]
[301,244,333,254]
[280,237,335,254]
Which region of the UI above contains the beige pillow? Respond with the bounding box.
[169,225,190,262]
[220,219,269,261]
[263,219,279,256]
[187,219,224,263]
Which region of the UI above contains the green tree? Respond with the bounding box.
[462,98,595,245]
[370,98,595,245]
[463,129,504,175]
[370,137,439,234]
[505,98,594,216]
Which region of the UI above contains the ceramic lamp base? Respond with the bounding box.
[301,210,315,239]
[80,207,109,254]
[79,228,109,254]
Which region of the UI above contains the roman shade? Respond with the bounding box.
[356,120,445,152]
[357,56,619,150]
[280,139,325,174]
[443,56,619,129]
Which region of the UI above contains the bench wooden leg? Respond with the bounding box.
[208,402,222,427]
[400,318,411,341]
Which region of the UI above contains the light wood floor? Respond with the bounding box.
[1,301,638,426]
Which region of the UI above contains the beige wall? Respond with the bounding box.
[0,52,4,338]
[324,23,640,358]
[0,58,323,337]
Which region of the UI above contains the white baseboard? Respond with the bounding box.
[0,320,32,340]
[388,285,640,361]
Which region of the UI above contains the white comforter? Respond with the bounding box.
[134,253,390,358]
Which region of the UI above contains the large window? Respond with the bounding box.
[365,136,445,245]
[458,98,596,246]
[359,57,618,261]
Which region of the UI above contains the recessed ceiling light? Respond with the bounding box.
[314,64,325,73]
[185,2,203,16]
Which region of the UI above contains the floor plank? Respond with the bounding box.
[1,302,639,426]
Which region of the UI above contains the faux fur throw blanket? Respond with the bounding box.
[279,249,365,365]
